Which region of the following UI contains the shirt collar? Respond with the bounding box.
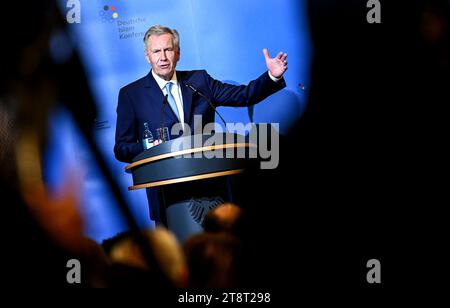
[151,70,178,90]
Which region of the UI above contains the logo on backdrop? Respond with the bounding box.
[99,4,119,23]
[98,2,147,40]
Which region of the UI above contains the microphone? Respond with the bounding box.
[185,82,229,132]
[160,94,168,139]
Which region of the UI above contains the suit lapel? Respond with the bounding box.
[144,71,179,124]
[177,71,193,125]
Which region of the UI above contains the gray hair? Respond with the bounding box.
[143,25,180,50]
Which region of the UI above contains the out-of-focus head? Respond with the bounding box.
[203,203,243,234]
[107,227,188,287]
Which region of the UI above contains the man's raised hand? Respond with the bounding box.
[263,48,288,79]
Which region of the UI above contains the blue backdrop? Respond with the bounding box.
[47,0,311,242]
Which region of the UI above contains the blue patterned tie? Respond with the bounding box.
[165,82,180,121]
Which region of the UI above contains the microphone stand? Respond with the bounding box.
[160,94,168,141]
[185,83,229,133]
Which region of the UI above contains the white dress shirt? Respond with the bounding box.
[151,70,185,125]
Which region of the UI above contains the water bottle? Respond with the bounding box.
[142,122,154,150]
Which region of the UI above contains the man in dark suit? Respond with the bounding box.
[114,25,288,232]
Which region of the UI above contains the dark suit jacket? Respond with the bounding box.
[114,69,286,220]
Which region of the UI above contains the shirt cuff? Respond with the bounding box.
[268,71,282,82]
